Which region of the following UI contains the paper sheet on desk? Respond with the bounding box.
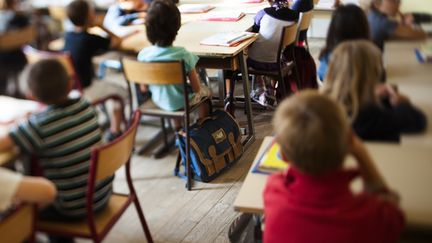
[0,96,40,125]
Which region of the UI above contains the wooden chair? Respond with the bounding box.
[297,10,314,49]
[24,45,83,92]
[0,25,36,52]
[121,59,211,190]
[0,204,35,243]
[248,23,300,100]
[36,110,153,243]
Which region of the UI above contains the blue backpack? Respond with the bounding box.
[176,110,243,182]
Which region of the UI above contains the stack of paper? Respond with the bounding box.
[200,32,256,47]
[200,11,246,22]
[253,140,288,174]
[178,4,214,13]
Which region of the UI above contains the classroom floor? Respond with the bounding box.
[67,39,432,243]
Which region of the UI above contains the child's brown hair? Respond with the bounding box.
[145,0,181,47]
[25,59,70,105]
[273,90,350,175]
[67,0,92,27]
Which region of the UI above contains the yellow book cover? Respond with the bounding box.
[253,140,288,174]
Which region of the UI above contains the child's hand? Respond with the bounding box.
[386,85,410,106]
[139,84,148,93]
[403,13,415,26]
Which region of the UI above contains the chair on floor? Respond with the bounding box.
[0,204,35,243]
[121,58,211,190]
[248,23,300,99]
[36,110,153,243]
[24,46,83,93]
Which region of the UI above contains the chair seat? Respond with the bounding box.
[37,194,130,237]
[0,205,33,243]
[139,96,210,118]
[248,61,294,77]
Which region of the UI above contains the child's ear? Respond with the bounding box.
[26,91,36,101]
[67,78,74,92]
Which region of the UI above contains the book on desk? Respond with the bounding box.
[252,139,288,174]
[200,32,257,47]
[200,11,246,22]
[178,4,215,14]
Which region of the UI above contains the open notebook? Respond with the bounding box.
[178,4,215,14]
[200,11,245,22]
[252,140,288,174]
[200,32,257,47]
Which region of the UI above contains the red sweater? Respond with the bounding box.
[263,168,405,243]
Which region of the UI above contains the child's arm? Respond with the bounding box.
[0,135,15,152]
[97,25,124,49]
[349,133,389,193]
[14,176,57,207]
[188,68,202,93]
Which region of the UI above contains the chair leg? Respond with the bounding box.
[174,151,181,176]
[133,198,154,243]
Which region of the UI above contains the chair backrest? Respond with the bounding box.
[24,46,82,91]
[281,23,299,49]
[0,204,34,243]
[90,110,141,182]
[0,25,36,51]
[298,10,313,32]
[122,58,186,85]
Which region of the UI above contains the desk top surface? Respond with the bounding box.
[234,137,432,227]
[384,40,432,146]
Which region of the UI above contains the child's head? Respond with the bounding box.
[371,0,400,16]
[67,0,95,28]
[25,59,71,105]
[322,40,382,119]
[145,0,181,47]
[273,90,350,176]
[320,4,370,59]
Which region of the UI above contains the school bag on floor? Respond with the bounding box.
[176,109,243,182]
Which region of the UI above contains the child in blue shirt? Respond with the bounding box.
[318,4,370,81]
[137,0,210,127]
[103,0,149,32]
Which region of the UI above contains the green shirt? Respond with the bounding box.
[137,45,199,111]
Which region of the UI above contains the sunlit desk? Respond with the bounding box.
[234,137,432,227]
[384,40,432,146]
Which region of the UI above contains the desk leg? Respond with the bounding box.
[238,51,255,149]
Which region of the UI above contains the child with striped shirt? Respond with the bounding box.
[0,59,113,225]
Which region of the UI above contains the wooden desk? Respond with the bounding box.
[384,41,432,146]
[234,137,432,227]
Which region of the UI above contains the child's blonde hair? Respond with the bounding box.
[273,90,350,175]
[0,0,14,9]
[321,40,382,120]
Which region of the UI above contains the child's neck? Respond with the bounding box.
[73,25,88,33]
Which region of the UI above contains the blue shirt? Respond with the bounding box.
[368,9,398,50]
[318,53,330,81]
[137,46,199,111]
[291,0,314,13]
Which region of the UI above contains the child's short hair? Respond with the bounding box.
[145,0,181,47]
[67,0,91,27]
[273,90,350,175]
[25,59,70,105]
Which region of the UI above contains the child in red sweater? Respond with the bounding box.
[264,90,405,243]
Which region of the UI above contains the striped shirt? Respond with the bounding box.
[9,98,113,218]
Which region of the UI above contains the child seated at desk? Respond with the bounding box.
[137,0,211,128]
[64,0,127,140]
[0,0,30,96]
[367,0,427,50]
[322,40,426,141]
[0,168,56,211]
[264,90,405,243]
[0,59,113,226]
[318,4,370,82]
